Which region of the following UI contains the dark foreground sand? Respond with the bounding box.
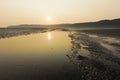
[68,29,120,80]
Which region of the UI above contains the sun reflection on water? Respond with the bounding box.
[48,32,51,40]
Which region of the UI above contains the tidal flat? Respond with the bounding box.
[0,28,50,39]
[0,28,120,80]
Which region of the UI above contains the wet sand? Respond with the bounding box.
[0,28,50,39]
[68,29,120,80]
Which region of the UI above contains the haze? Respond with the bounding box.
[0,0,120,27]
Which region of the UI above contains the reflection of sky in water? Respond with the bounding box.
[0,31,70,54]
[0,31,73,72]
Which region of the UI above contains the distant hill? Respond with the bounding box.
[8,18,120,28]
[8,24,45,28]
[70,18,120,28]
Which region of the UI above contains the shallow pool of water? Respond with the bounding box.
[0,30,84,79]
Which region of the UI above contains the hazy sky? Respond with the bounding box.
[0,0,120,27]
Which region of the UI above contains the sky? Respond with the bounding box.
[0,0,120,27]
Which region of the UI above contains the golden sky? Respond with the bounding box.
[0,0,120,27]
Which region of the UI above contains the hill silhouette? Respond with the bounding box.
[71,18,120,28]
[8,18,120,28]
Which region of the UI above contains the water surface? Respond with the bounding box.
[0,30,83,80]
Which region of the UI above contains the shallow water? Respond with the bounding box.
[0,30,84,80]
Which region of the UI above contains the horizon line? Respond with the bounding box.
[1,17,120,28]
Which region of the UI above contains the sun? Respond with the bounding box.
[47,16,52,21]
